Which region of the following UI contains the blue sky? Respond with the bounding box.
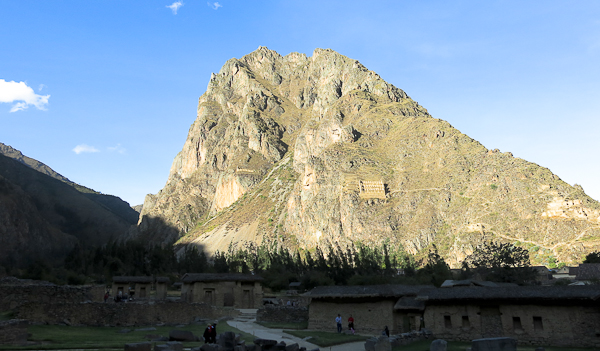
[1,1,599,206]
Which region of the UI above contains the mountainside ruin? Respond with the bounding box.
[136,47,600,266]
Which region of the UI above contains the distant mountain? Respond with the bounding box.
[136,47,600,266]
[0,152,137,267]
[0,142,139,224]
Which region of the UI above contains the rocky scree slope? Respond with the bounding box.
[136,47,600,266]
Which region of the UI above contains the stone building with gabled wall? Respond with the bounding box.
[180,273,263,308]
[305,284,432,334]
[418,285,600,348]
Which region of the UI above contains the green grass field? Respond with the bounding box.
[0,323,255,350]
[283,329,369,347]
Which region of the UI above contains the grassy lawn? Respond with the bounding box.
[256,321,308,330]
[0,323,256,350]
[283,330,369,347]
[391,340,600,351]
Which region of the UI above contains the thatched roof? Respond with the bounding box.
[394,296,425,311]
[576,263,600,280]
[417,285,600,303]
[112,276,154,284]
[304,285,432,299]
[181,273,263,283]
[156,277,170,284]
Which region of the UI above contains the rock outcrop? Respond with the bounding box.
[137,47,600,265]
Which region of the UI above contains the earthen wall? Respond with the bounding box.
[424,303,600,348]
[308,299,398,334]
[15,301,236,327]
[257,305,308,324]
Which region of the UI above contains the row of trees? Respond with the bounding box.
[13,238,551,289]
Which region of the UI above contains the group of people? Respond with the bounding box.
[335,314,355,334]
[203,323,217,344]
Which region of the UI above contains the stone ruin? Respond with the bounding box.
[125,331,320,351]
[0,319,28,346]
[358,180,386,199]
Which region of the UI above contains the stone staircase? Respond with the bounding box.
[234,309,258,323]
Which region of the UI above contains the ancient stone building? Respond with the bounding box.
[112,276,170,299]
[180,273,263,308]
[305,285,431,334]
[419,285,600,347]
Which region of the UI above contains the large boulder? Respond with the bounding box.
[471,337,517,351]
[430,339,447,351]
[374,336,391,351]
[169,330,198,342]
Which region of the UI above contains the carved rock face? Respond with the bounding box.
[136,47,600,265]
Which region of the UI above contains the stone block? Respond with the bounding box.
[254,338,278,347]
[169,330,198,342]
[471,337,517,351]
[166,341,183,351]
[154,345,174,351]
[200,344,218,351]
[374,336,391,351]
[364,337,378,351]
[430,339,447,351]
[124,342,152,351]
[285,343,300,351]
[275,341,287,350]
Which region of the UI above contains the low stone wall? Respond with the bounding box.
[0,319,28,345]
[0,278,104,310]
[256,305,308,324]
[15,301,238,327]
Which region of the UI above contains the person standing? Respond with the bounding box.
[348,314,355,334]
[335,314,342,333]
[210,322,217,343]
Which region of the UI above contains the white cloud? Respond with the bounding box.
[38,84,46,92]
[0,79,50,113]
[208,2,222,10]
[167,1,183,14]
[108,144,126,154]
[73,144,100,154]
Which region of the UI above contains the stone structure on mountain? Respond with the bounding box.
[135,46,600,266]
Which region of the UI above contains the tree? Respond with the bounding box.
[463,241,535,284]
[583,251,600,263]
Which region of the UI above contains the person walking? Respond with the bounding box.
[335,314,342,333]
[348,314,355,334]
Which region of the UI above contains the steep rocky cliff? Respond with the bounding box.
[137,47,600,266]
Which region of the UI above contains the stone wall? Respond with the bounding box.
[424,303,600,348]
[257,305,308,324]
[15,301,238,327]
[0,278,104,310]
[0,319,28,345]
[308,299,399,334]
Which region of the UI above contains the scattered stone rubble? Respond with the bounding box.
[364,329,432,351]
[125,331,319,351]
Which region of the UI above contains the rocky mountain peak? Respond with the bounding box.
[136,48,600,266]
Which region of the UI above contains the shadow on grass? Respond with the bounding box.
[283,330,369,347]
[255,321,308,330]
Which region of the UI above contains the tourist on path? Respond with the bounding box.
[348,314,355,334]
[335,314,342,333]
